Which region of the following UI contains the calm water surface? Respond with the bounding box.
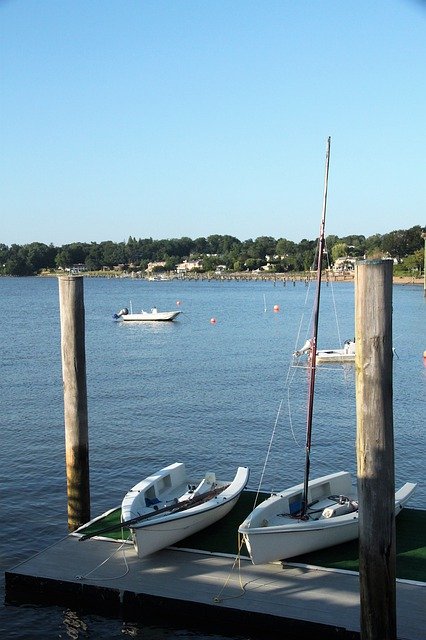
[1,276,425,638]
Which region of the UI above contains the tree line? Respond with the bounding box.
[0,225,424,277]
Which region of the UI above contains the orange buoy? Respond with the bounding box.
[210,318,217,324]
[273,304,280,312]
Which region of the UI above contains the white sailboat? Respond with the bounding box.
[78,463,249,557]
[121,463,249,558]
[238,138,416,565]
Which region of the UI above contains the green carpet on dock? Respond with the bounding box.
[78,491,426,583]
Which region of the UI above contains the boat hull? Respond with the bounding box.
[122,463,249,558]
[316,341,356,364]
[131,491,242,557]
[239,472,416,564]
[316,349,355,364]
[121,311,181,322]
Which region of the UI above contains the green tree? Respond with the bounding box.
[26,242,56,272]
[4,245,32,275]
[331,242,348,263]
[85,244,103,271]
[276,238,297,257]
[403,249,424,274]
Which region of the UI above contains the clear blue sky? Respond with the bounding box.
[1,0,425,246]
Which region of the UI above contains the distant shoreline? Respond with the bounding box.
[36,270,424,286]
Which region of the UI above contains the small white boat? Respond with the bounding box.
[121,462,249,558]
[316,339,355,364]
[238,471,416,564]
[114,306,181,322]
[294,339,355,364]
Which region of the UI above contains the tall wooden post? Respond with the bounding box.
[58,275,90,530]
[355,260,396,640]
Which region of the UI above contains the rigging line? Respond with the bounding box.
[324,237,343,348]
[290,280,314,371]
[253,398,284,509]
[286,382,302,447]
[283,357,304,448]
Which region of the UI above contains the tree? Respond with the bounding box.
[85,244,103,271]
[276,238,297,257]
[101,241,127,267]
[403,249,424,274]
[331,243,348,263]
[55,243,89,269]
[381,226,423,259]
[4,245,33,275]
[26,242,56,272]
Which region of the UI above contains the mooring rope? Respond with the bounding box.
[75,529,132,581]
[212,533,248,603]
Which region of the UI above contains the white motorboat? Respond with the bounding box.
[294,339,355,364]
[316,339,355,364]
[238,138,416,564]
[121,462,249,558]
[114,306,181,322]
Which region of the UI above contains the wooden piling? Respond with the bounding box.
[355,259,396,640]
[58,275,90,530]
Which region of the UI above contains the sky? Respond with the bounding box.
[1,0,425,247]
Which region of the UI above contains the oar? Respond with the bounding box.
[78,484,229,541]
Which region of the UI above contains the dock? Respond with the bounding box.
[5,496,426,640]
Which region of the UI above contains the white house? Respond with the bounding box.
[176,259,203,274]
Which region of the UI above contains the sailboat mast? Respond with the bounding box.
[301,136,331,518]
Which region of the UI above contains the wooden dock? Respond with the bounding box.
[5,532,425,640]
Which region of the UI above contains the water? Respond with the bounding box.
[1,276,425,638]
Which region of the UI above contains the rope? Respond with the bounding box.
[75,528,132,581]
[212,533,249,603]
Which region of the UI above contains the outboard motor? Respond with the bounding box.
[113,307,129,319]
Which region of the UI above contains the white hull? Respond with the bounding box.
[294,340,355,364]
[316,350,355,364]
[316,343,355,364]
[122,463,249,558]
[239,471,416,564]
[121,311,181,322]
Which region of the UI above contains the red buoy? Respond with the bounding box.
[210,318,217,324]
[273,304,280,312]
